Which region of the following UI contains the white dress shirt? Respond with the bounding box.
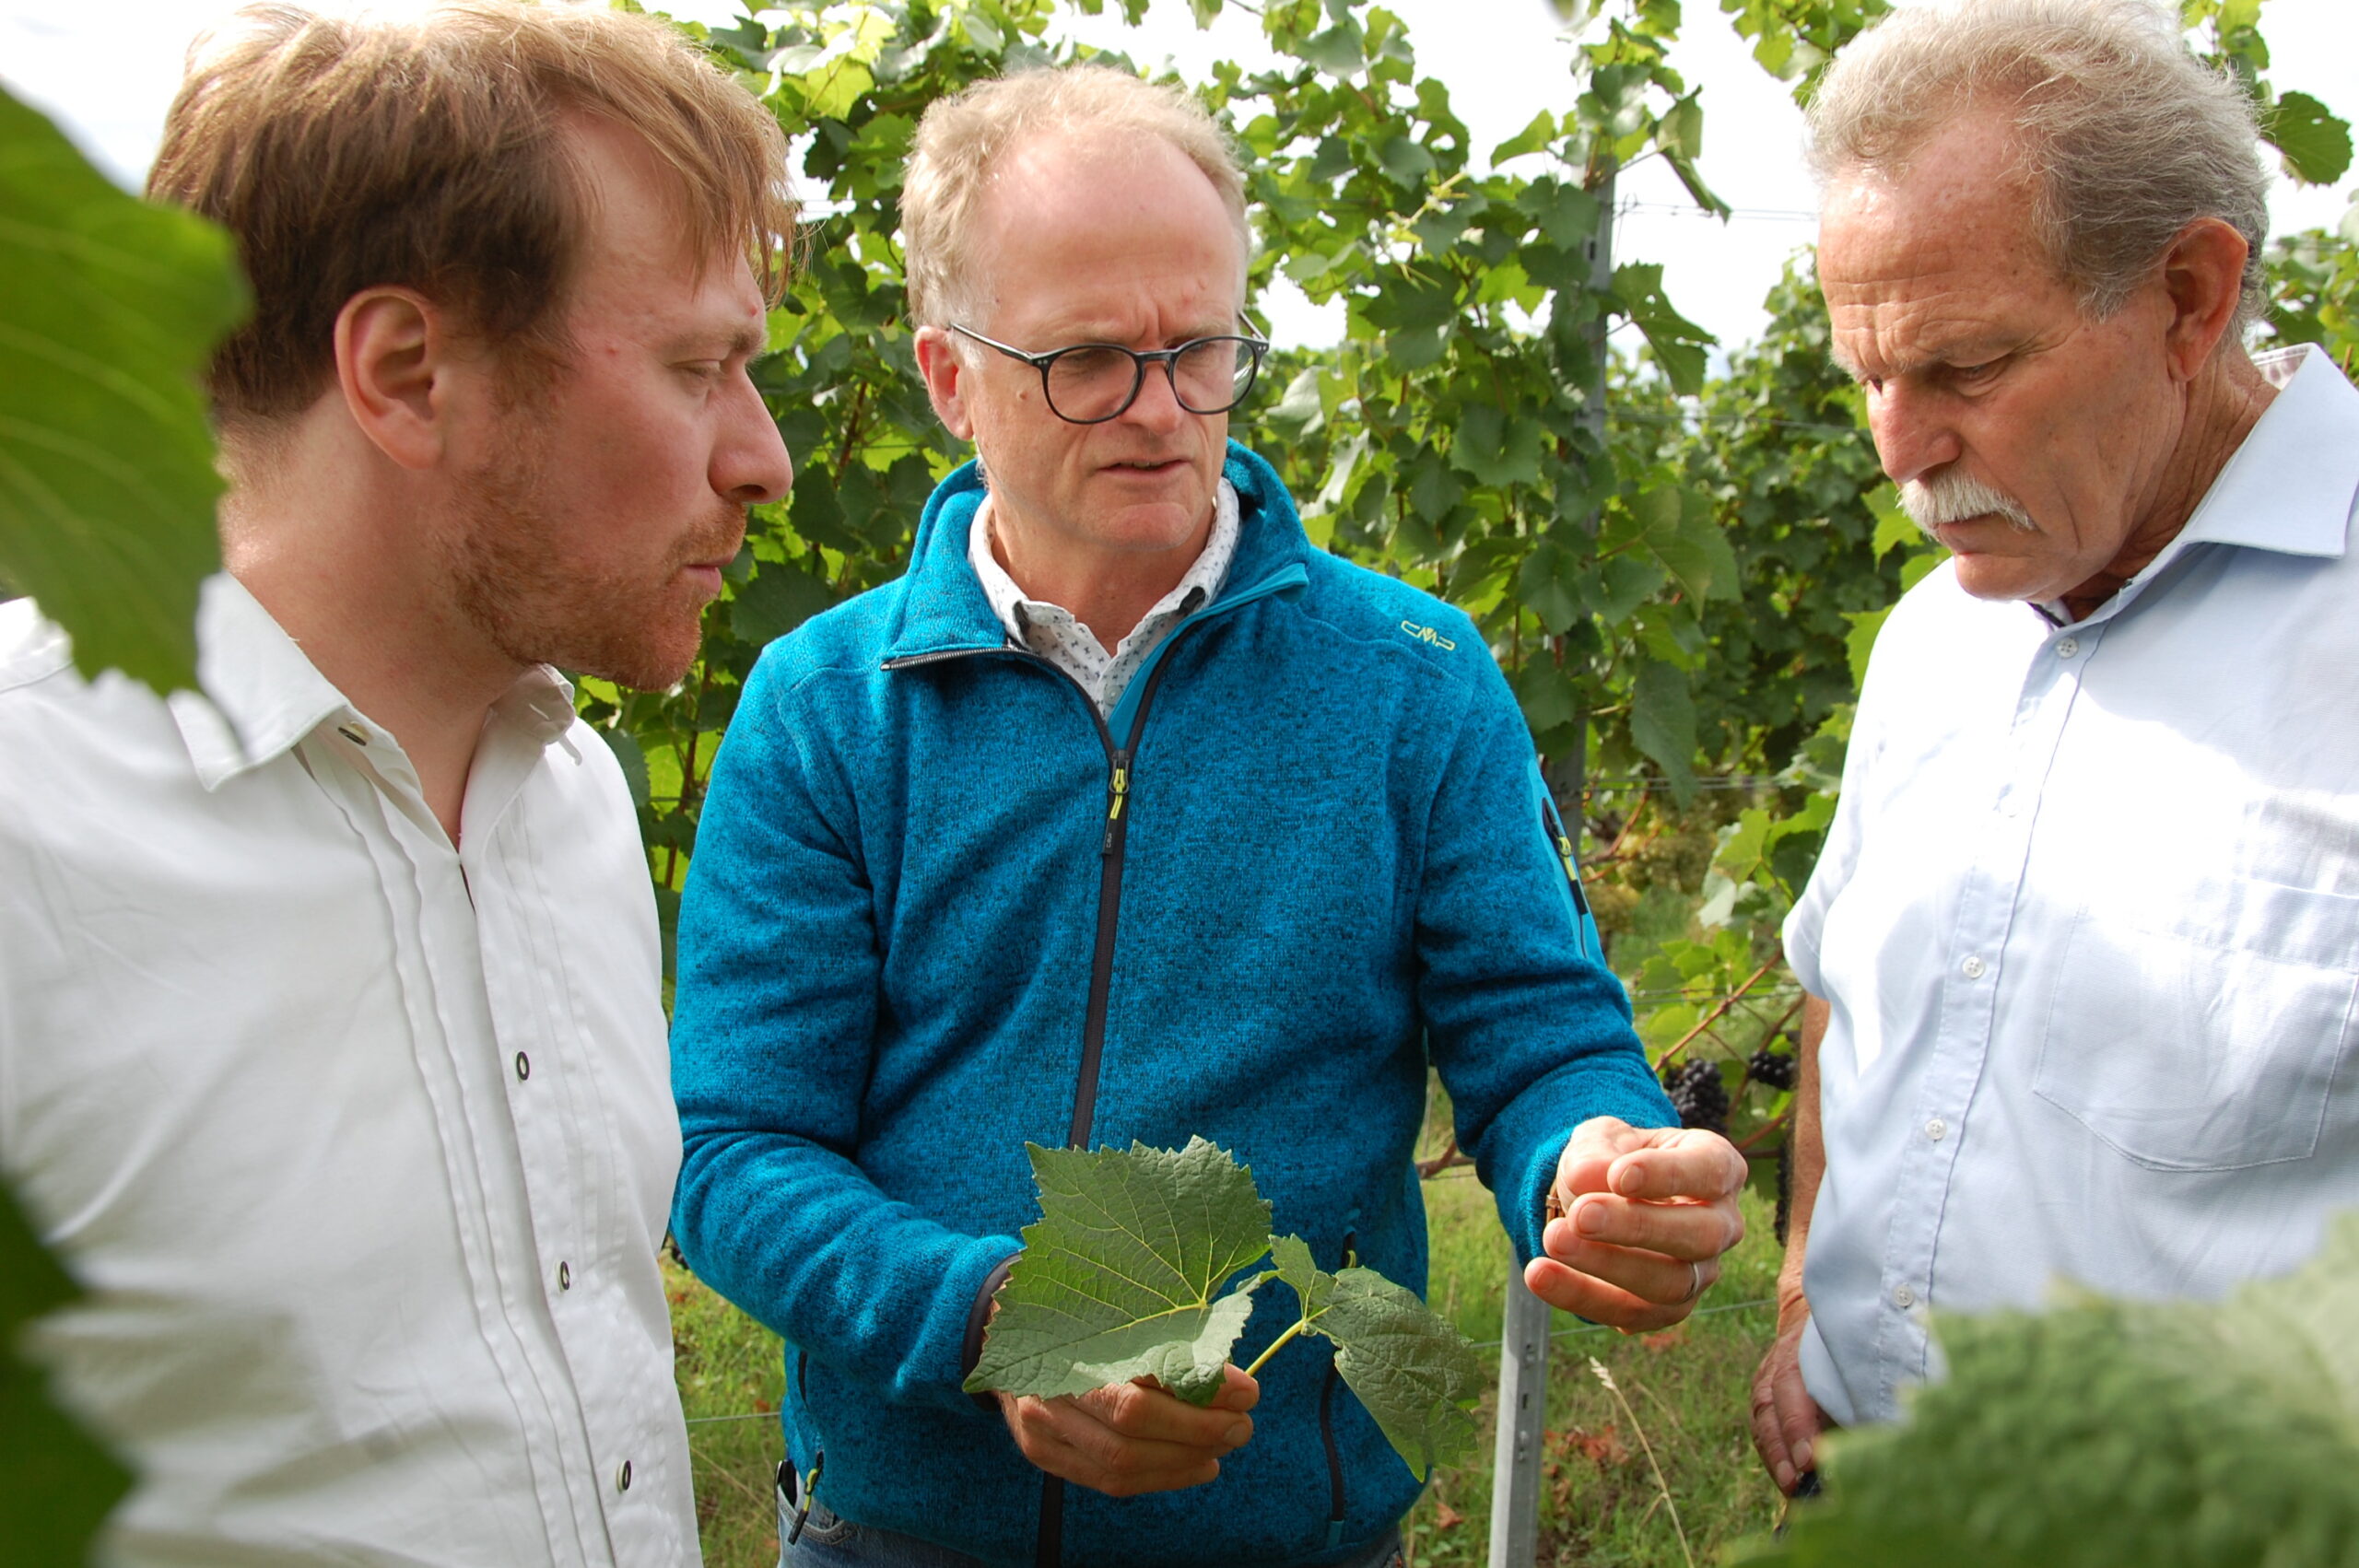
[0,577,696,1565]
[1784,345,2359,1425]
[967,478,1239,715]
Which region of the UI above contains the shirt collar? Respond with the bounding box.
[2172,344,2359,560]
[966,478,1241,645]
[169,574,577,792]
[2041,345,2359,626]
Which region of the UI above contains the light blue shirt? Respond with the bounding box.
[1784,345,2359,1425]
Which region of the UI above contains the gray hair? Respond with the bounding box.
[1806,0,2271,335]
[900,64,1250,332]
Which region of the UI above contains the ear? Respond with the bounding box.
[332,287,471,471]
[2158,216,2251,381]
[914,325,978,441]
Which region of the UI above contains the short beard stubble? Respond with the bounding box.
[443,398,744,692]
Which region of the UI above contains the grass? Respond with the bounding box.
[1392,1174,1784,1567]
[666,1256,787,1566]
[666,1114,1788,1567]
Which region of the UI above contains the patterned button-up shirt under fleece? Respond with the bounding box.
[0,576,695,1565]
[968,476,1240,713]
[1784,344,2359,1426]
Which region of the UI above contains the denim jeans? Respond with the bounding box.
[775,1467,1406,1568]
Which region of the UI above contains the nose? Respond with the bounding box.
[716,372,793,506]
[1115,356,1191,433]
[1864,379,1962,488]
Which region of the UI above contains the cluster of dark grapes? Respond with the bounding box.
[1746,1042,1800,1092]
[1662,1059,1730,1135]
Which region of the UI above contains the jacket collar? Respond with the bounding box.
[882,440,1313,664]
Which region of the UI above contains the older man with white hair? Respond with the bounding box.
[668,63,1751,1568]
[1753,0,2359,1495]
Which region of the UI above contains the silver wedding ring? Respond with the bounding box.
[1679,1260,1704,1305]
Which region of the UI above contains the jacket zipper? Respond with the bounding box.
[876,645,1140,1568]
[1068,649,1185,1148]
[885,567,1303,1568]
[1318,1229,1356,1547]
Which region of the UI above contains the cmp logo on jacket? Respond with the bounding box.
[1397,620,1457,651]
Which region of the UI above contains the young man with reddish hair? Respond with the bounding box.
[0,6,792,1562]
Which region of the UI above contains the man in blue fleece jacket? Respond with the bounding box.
[670,64,1750,1568]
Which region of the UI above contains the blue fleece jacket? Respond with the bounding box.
[670,443,1672,1568]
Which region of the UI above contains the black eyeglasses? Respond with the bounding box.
[950,320,1271,425]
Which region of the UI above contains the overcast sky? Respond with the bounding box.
[4,0,2353,355]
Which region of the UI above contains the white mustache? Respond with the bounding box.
[1901,472,2036,533]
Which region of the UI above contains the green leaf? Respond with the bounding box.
[967,1139,1273,1406]
[1518,540,1586,636]
[1867,483,1918,561]
[1268,1235,1485,1480]
[1,1181,135,1563]
[1629,657,1698,802]
[1512,656,1584,739]
[1449,404,1543,488]
[728,557,836,646]
[1517,177,1602,252]
[1296,21,1367,76]
[2264,91,2353,186]
[1733,1216,2359,1568]
[1655,93,1705,161]
[1612,263,1715,395]
[598,725,652,812]
[1491,110,1558,164]
[1265,366,1325,441]
[0,86,245,693]
[1379,135,1436,185]
[1663,148,1731,220]
[1588,554,1664,626]
[1843,605,1890,689]
[1630,486,1737,602]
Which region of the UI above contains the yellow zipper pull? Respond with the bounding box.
[1101,761,1131,856]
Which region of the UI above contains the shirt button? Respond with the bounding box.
[514,1052,531,1082]
[1893,1283,1917,1309]
[1960,955,1988,979]
[616,1459,633,1492]
[335,723,368,745]
[1925,1117,1948,1142]
[558,1261,572,1291]
[2055,638,2081,659]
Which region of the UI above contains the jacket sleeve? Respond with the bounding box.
[1413,638,1676,1267]
[668,650,1018,1413]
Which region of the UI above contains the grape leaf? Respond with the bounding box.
[1731,1214,2359,1568]
[2265,91,2354,188]
[0,86,244,694]
[1,1181,133,1565]
[1269,1235,1485,1480]
[965,1138,1273,1406]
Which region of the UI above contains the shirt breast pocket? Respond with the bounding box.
[2033,876,2358,1172]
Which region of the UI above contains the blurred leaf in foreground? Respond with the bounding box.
[0,1183,132,1567]
[1732,1214,2359,1568]
[0,86,244,692]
